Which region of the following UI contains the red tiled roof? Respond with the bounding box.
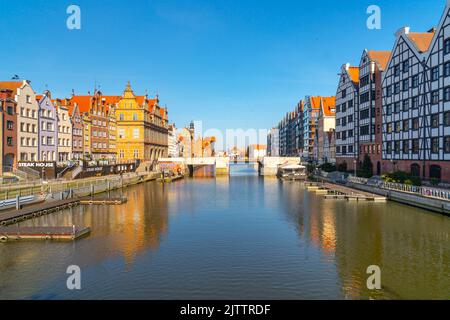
[348,67,360,83]
[367,50,391,70]
[0,81,22,94]
[407,32,435,53]
[322,97,336,117]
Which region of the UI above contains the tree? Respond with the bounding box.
[358,154,373,178]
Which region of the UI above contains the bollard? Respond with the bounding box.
[16,195,21,210]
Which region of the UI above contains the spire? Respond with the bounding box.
[123,81,135,99]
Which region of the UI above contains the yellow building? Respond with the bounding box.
[116,82,168,167]
[82,113,91,159]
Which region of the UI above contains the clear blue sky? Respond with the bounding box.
[0,0,446,133]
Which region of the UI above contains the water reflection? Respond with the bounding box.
[0,177,449,300]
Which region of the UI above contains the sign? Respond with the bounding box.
[18,161,55,169]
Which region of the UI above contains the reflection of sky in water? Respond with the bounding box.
[0,178,449,300]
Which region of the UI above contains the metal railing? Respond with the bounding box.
[347,176,450,202]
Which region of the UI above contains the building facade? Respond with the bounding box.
[0,88,18,171]
[68,101,84,160]
[267,128,280,157]
[0,81,39,163]
[335,64,360,171]
[54,99,72,162]
[382,27,436,179]
[358,50,390,176]
[316,97,336,164]
[116,82,168,165]
[37,92,58,161]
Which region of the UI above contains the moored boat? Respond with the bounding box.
[277,164,307,181]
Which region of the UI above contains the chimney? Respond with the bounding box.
[395,27,410,37]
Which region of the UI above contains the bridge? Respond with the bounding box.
[158,157,301,177]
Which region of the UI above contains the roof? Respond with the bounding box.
[250,144,266,150]
[347,67,360,83]
[321,96,336,117]
[310,96,322,110]
[0,81,23,94]
[68,96,92,114]
[407,32,435,53]
[367,50,391,70]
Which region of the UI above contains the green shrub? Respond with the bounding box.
[319,163,336,173]
[382,171,422,186]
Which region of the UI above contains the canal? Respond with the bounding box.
[0,175,449,299]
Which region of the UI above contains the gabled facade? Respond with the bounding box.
[68,101,84,160]
[316,97,336,164]
[0,88,18,171]
[335,64,359,171]
[116,82,169,165]
[358,50,390,175]
[37,92,58,161]
[381,27,435,178]
[0,80,39,163]
[54,99,72,162]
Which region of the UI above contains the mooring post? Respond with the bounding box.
[16,195,20,210]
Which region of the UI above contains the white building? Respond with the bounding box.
[335,63,360,171]
[267,128,279,157]
[168,124,179,158]
[248,144,267,160]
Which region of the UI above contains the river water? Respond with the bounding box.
[0,174,449,300]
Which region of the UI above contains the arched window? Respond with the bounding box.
[411,164,420,177]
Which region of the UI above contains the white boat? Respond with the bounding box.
[277,164,307,181]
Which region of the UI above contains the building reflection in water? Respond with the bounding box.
[279,182,450,300]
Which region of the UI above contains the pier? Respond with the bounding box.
[0,196,127,226]
[0,226,91,241]
[307,182,387,202]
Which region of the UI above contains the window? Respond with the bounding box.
[394,64,400,77]
[342,89,347,99]
[403,119,410,131]
[402,79,409,91]
[445,87,450,101]
[431,66,440,81]
[26,95,31,103]
[133,150,139,159]
[386,86,392,97]
[412,139,420,154]
[386,142,392,153]
[133,128,140,139]
[431,90,439,105]
[387,123,393,133]
[445,137,450,153]
[431,113,439,128]
[403,60,409,72]
[412,118,420,130]
[7,137,13,146]
[403,140,409,153]
[431,137,439,154]
[394,102,401,113]
[386,104,392,116]
[7,106,14,115]
[402,99,410,112]
[394,83,400,94]
[445,111,450,126]
[360,125,370,136]
[394,141,400,154]
[119,114,124,121]
[348,115,353,123]
[412,96,420,108]
[6,121,13,130]
[395,121,401,133]
[445,62,450,77]
[412,75,420,88]
[118,129,125,139]
[445,38,450,55]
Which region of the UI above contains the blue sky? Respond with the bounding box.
[0,0,446,134]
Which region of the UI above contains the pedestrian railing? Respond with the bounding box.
[347,176,450,202]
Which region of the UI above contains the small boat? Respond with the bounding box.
[277,164,307,181]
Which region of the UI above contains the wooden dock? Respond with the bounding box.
[0,196,128,226]
[307,182,387,202]
[0,226,90,241]
[79,197,127,205]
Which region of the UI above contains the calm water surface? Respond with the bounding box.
[0,174,449,300]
